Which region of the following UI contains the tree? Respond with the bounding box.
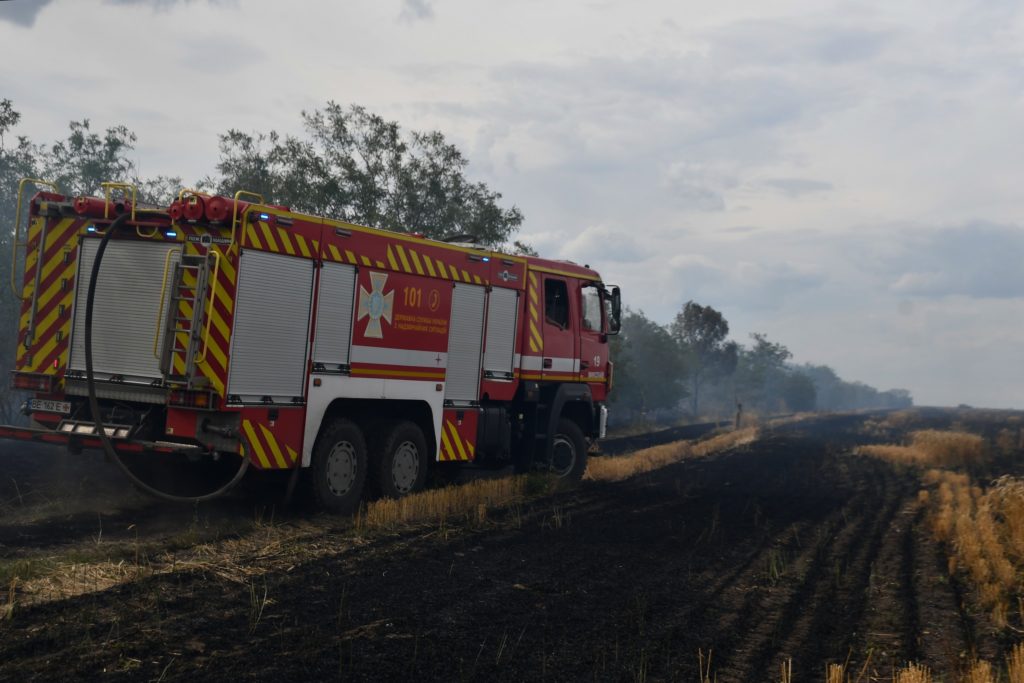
[609,309,688,423]
[213,102,524,248]
[670,301,738,417]
[735,332,792,411]
[781,372,817,412]
[43,119,136,196]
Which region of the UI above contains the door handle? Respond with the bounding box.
[580,360,590,369]
[543,358,553,369]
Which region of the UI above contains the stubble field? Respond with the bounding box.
[1,408,1023,681]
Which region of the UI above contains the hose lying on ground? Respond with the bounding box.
[84,213,250,502]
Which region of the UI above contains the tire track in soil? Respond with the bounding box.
[710,454,903,680]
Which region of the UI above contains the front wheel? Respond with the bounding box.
[303,418,368,514]
[549,418,588,481]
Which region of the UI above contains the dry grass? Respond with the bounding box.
[894,663,933,683]
[355,476,528,531]
[857,430,986,468]
[584,427,759,483]
[825,662,846,683]
[963,660,995,683]
[1008,643,1024,683]
[922,469,1019,627]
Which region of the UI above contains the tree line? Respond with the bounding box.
[609,301,912,426]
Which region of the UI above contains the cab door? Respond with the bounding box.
[578,283,607,390]
[541,275,578,381]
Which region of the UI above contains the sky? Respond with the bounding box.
[2,0,1023,408]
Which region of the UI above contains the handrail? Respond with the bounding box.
[194,250,221,365]
[231,190,265,248]
[101,181,137,222]
[176,187,209,202]
[9,177,59,299]
[153,248,182,359]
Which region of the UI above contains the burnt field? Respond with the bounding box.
[0,411,1022,681]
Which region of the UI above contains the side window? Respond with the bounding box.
[581,286,601,331]
[544,278,569,329]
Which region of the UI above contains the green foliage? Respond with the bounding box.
[43,119,136,196]
[610,309,688,422]
[212,102,523,248]
[670,301,738,416]
[780,372,817,412]
[734,332,792,411]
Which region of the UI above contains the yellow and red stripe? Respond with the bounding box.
[241,418,301,470]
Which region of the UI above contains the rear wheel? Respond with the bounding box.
[303,418,367,514]
[373,421,429,499]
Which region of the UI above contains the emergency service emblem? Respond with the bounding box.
[357,272,394,339]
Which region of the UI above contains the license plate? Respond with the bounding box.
[29,399,71,415]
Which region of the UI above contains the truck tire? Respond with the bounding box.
[551,418,588,481]
[304,418,367,514]
[373,420,429,499]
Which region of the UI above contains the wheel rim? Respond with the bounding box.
[550,434,576,477]
[391,440,420,494]
[326,441,357,497]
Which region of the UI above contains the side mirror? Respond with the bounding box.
[606,285,621,335]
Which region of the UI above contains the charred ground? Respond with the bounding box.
[0,411,1019,681]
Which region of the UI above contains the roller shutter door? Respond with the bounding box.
[483,286,518,379]
[69,239,180,381]
[445,283,485,404]
[227,250,314,401]
[312,262,357,369]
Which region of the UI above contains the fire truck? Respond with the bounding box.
[1,179,621,511]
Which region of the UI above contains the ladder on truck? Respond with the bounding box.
[155,189,263,389]
[157,251,214,388]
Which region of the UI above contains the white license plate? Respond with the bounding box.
[29,399,71,415]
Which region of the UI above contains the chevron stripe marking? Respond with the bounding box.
[242,421,273,469]
[421,252,436,277]
[408,249,424,275]
[259,222,280,253]
[259,423,288,468]
[447,421,468,461]
[395,244,412,273]
[439,425,453,461]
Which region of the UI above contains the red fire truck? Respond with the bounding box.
[1,179,621,511]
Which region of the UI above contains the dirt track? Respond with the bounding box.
[0,414,1009,681]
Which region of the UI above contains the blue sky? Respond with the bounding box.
[2,0,1023,407]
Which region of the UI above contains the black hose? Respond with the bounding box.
[84,213,250,502]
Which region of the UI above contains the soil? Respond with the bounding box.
[0,412,1014,681]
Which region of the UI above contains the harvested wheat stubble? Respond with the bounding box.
[584,426,759,483]
[857,429,986,467]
